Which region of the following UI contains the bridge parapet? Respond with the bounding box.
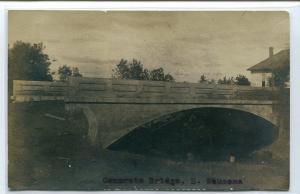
[66,77,278,103]
[12,80,68,102]
[11,77,280,103]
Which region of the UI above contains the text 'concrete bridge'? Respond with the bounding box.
[12,77,287,148]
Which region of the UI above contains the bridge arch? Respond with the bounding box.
[112,104,278,135]
[107,107,279,161]
[74,103,278,150]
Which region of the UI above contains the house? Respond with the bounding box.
[248,47,289,87]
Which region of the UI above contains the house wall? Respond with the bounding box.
[249,73,272,87]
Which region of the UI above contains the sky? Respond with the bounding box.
[8,11,289,85]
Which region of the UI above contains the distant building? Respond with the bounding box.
[248,47,289,87]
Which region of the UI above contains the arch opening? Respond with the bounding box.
[108,107,278,162]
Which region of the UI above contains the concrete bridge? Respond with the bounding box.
[12,77,288,151]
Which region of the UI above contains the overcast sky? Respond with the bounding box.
[9,11,289,84]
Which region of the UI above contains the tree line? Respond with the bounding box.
[112,59,174,82]
[9,41,255,95]
[198,74,251,86]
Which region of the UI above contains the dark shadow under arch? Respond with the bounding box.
[108,107,278,161]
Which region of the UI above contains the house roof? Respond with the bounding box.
[247,49,290,73]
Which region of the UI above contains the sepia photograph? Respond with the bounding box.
[8,11,290,191]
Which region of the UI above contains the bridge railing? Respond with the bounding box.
[66,77,279,103]
[11,78,281,103]
[12,80,68,102]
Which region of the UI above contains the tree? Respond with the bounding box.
[199,74,207,83]
[150,68,174,82]
[150,68,165,81]
[72,67,83,77]
[58,65,82,81]
[235,74,251,86]
[142,69,151,80]
[113,59,174,82]
[217,76,235,85]
[268,66,289,87]
[58,65,72,81]
[113,59,148,80]
[164,73,175,82]
[8,41,53,94]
